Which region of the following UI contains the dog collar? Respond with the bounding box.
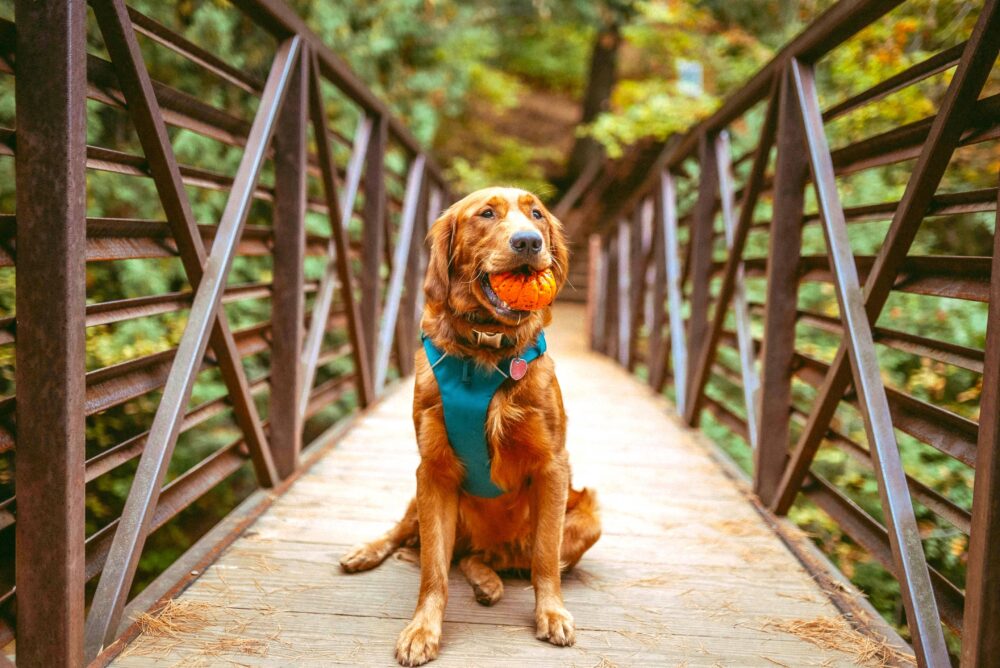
[421,331,547,497]
[471,329,506,348]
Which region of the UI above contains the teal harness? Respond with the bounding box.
[421,331,547,498]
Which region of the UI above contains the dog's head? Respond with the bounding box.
[421,187,569,357]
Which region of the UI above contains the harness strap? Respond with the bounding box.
[421,331,547,497]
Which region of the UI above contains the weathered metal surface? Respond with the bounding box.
[659,172,687,410]
[583,1,1000,662]
[791,57,948,665]
[301,85,374,412]
[771,0,1000,518]
[83,36,301,658]
[359,115,388,380]
[13,2,88,666]
[713,132,760,448]
[683,134,719,411]
[375,155,425,393]
[270,46,308,478]
[754,69,807,506]
[961,176,1000,667]
[683,79,778,436]
[5,0,445,662]
[90,0,278,498]
[616,221,631,366]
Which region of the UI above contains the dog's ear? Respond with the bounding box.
[423,204,458,306]
[546,210,570,292]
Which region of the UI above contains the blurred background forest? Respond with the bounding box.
[0,0,996,653]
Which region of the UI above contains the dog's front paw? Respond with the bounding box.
[396,619,441,666]
[340,541,389,573]
[535,605,575,646]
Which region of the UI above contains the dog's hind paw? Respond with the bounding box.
[472,577,503,606]
[395,620,440,666]
[535,605,575,646]
[340,542,390,573]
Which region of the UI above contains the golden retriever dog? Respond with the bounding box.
[340,187,601,666]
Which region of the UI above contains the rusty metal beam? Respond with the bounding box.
[790,57,949,666]
[375,155,425,392]
[962,177,1000,667]
[771,0,1000,517]
[13,1,88,665]
[683,135,719,414]
[302,56,373,411]
[270,45,308,478]
[83,36,301,659]
[755,68,807,505]
[90,0,278,494]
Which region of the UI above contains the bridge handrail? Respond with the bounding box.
[4,0,448,664]
[584,1,999,665]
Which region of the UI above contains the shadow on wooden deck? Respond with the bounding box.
[110,304,911,667]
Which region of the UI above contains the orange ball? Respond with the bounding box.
[488,268,558,311]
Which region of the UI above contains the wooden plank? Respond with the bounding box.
[112,305,902,668]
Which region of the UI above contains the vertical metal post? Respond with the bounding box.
[755,67,807,505]
[605,234,620,360]
[962,179,1000,667]
[412,186,441,331]
[627,205,645,371]
[716,131,761,449]
[641,199,656,354]
[360,115,388,374]
[397,176,430,375]
[616,221,631,366]
[587,234,604,351]
[270,49,307,478]
[646,192,667,390]
[14,1,87,665]
[661,172,688,414]
[685,133,719,416]
[374,155,425,392]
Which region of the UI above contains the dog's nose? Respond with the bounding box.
[510,229,543,255]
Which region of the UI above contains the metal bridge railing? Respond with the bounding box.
[584,1,999,665]
[2,1,448,664]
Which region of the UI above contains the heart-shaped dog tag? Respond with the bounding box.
[509,357,528,381]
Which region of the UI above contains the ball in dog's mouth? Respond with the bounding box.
[479,273,530,320]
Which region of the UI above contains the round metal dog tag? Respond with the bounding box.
[509,357,528,381]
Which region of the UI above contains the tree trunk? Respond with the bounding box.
[564,21,621,188]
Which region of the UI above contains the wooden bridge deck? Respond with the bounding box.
[111,305,904,667]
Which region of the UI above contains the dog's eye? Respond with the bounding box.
[480,209,494,219]
[531,209,543,220]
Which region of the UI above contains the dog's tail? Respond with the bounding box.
[562,486,601,571]
[568,485,600,513]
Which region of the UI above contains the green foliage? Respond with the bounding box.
[585,79,717,157]
[582,1,773,156]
